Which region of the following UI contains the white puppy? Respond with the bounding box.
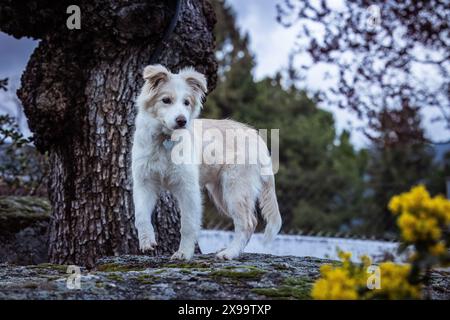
[132,64,282,260]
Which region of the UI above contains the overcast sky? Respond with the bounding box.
[0,0,448,148]
[227,0,449,147]
[226,0,371,147]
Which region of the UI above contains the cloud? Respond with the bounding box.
[226,0,370,147]
[226,0,450,147]
[0,33,37,136]
[227,0,298,80]
[0,33,37,81]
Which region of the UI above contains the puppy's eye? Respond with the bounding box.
[162,97,172,104]
[183,99,190,106]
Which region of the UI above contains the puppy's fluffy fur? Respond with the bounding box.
[132,64,282,260]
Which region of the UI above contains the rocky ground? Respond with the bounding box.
[0,253,449,300]
[0,253,319,299]
[1,196,449,300]
[0,196,50,265]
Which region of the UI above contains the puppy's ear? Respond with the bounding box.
[179,67,208,97]
[143,64,170,89]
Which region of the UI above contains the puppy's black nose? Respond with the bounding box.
[176,116,187,128]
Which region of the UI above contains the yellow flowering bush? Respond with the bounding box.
[312,185,449,300]
[311,252,362,300]
[389,185,450,247]
[389,185,450,268]
[311,252,421,300]
[366,262,421,300]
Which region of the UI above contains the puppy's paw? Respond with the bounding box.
[138,234,157,253]
[216,248,240,260]
[170,249,194,261]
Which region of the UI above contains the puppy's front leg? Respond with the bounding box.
[133,180,158,252]
[170,174,202,261]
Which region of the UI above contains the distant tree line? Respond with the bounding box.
[0,78,48,196]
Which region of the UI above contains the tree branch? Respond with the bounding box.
[0,0,169,41]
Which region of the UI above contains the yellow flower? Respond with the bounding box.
[312,254,422,300]
[429,242,446,256]
[360,255,372,267]
[370,262,421,300]
[337,250,351,260]
[313,185,449,301]
[428,195,450,224]
[311,267,358,300]
[408,185,431,210]
[388,195,402,215]
[389,185,450,246]
[397,212,418,242]
[319,264,333,274]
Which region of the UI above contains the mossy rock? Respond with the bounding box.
[0,253,448,300]
[22,282,39,290]
[0,196,50,232]
[270,263,291,271]
[153,269,166,274]
[252,276,313,300]
[32,263,68,273]
[96,263,147,272]
[106,273,124,282]
[164,261,211,270]
[210,265,266,280]
[135,274,156,284]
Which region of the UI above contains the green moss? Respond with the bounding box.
[164,262,211,269]
[283,277,313,286]
[153,269,166,274]
[251,277,313,300]
[180,269,192,274]
[96,263,146,272]
[0,196,50,231]
[34,263,68,272]
[106,273,124,282]
[95,282,105,288]
[222,265,261,271]
[162,261,212,273]
[210,266,266,280]
[135,274,155,284]
[0,196,50,216]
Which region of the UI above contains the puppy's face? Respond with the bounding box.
[139,64,207,134]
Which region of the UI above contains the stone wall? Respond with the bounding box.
[0,197,50,264]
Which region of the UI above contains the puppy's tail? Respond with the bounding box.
[259,175,282,244]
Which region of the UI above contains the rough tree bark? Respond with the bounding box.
[0,0,217,267]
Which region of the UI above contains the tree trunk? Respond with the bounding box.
[0,0,217,267]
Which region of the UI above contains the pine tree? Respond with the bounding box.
[366,103,435,236]
[205,0,367,235]
[205,0,255,119]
